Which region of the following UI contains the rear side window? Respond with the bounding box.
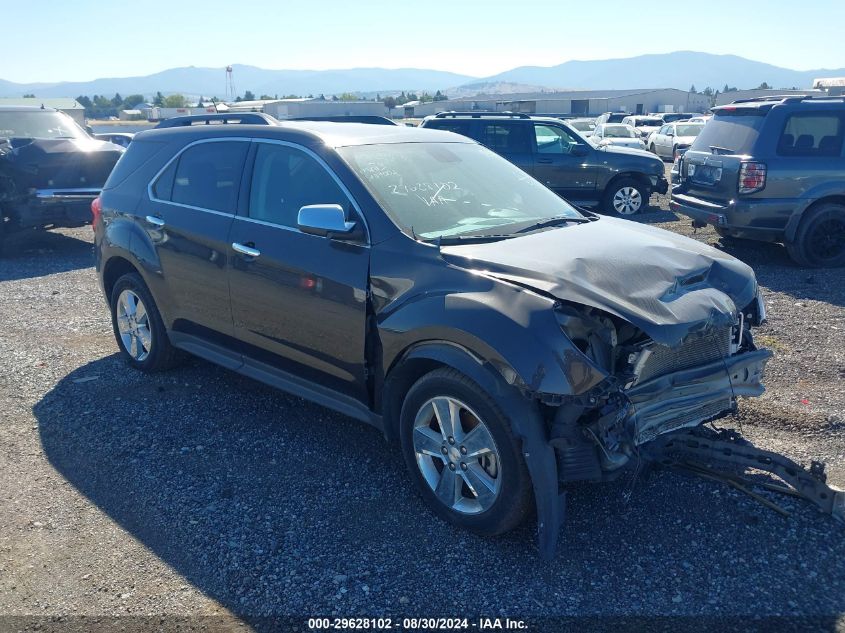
[690,110,767,154]
[103,140,166,190]
[777,113,844,157]
[426,120,471,138]
[169,141,248,212]
[479,122,531,153]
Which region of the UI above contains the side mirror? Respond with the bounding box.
[571,143,590,157]
[297,204,358,239]
[666,130,675,137]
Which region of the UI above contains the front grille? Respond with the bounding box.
[637,326,731,383]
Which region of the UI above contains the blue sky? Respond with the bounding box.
[2,0,844,82]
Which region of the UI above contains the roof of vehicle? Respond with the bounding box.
[0,105,59,113]
[714,95,845,112]
[135,120,474,148]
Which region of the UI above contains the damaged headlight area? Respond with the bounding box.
[550,299,772,482]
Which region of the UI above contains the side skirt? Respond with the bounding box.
[169,331,383,432]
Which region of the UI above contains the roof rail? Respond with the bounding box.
[154,112,277,128]
[432,110,531,119]
[729,94,844,105]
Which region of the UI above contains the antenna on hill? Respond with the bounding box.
[225,65,237,102]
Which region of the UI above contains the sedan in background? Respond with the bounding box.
[591,123,647,150]
[94,132,135,148]
[621,115,663,141]
[647,122,705,160]
[563,117,596,138]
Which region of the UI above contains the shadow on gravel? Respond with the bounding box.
[35,356,845,621]
[0,230,92,281]
[711,238,845,307]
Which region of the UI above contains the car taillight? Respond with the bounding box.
[738,162,766,194]
[91,196,102,231]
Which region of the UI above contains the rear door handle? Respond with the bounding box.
[537,157,553,164]
[232,242,261,258]
[145,215,165,228]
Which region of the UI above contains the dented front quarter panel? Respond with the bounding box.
[371,235,608,397]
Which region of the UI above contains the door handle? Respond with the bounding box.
[232,242,261,258]
[145,215,165,228]
[537,157,553,164]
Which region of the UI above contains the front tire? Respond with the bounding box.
[399,368,533,536]
[604,177,647,216]
[110,272,181,371]
[786,203,845,268]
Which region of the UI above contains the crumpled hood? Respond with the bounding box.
[439,216,758,347]
[0,137,122,190]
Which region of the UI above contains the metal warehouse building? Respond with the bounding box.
[0,97,87,124]
[399,88,710,118]
[263,98,385,120]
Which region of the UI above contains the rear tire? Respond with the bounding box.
[786,203,845,268]
[110,272,182,372]
[399,368,533,536]
[603,177,648,216]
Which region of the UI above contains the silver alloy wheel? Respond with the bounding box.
[412,396,502,515]
[612,186,643,215]
[116,289,152,361]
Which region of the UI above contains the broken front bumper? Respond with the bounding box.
[13,188,101,229]
[625,348,772,445]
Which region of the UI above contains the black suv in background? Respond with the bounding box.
[671,96,845,267]
[420,112,667,215]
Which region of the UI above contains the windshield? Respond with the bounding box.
[0,111,88,140]
[339,142,583,240]
[634,118,662,127]
[569,120,595,131]
[661,113,693,123]
[675,124,704,137]
[690,110,766,154]
[604,125,637,138]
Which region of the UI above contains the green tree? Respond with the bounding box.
[433,90,448,101]
[153,92,165,107]
[162,94,187,108]
[689,84,697,94]
[23,93,35,98]
[338,92,358,101]
[76,95,93,110]
[259,94,274,100]
[121,94,144,109]
[243,90,256,101]
[110,93,123,107]
[756,81,771,89]
[383,96,397,109]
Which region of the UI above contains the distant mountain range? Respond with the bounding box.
[1,52,842,100]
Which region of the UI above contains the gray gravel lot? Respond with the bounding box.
[1,169,844,630]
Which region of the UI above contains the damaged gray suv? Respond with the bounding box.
[94,123,842,557]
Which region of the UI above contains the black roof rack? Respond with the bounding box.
[154,112,278,128]
[432,111,531,119]
[728,95,845,105]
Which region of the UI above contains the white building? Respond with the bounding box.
[263,98,385,120]
[0,97,87,124]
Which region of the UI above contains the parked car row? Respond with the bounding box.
[4,94,842,561]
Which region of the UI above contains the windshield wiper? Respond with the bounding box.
[513,215,593,234]
[434,233,514,245]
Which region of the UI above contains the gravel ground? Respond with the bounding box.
[1,168,844,631]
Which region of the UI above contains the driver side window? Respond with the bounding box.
[533,124,578,154]
[249,143,350,228]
